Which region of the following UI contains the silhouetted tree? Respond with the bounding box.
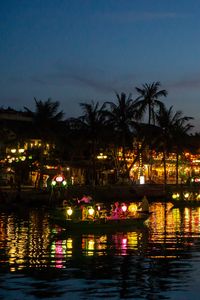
[24,98,64,188]
[135,81,167,125]
[104,92,139,180]
[156,105,193,185]
[69,101,107,185]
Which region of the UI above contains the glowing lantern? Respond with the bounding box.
[121,204,127,212]
[66,207,73,216]
[128,203,138,213]
[51,174,68,188]
[88,207,95,216]
[55,175,63,182]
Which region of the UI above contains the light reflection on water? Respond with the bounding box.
[1,203,200,299]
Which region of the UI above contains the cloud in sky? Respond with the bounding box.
[168,75,200,90]
[97,11,190,23]
[25,64,138,96]
[9,67,200,107]
[6,60,200,98]
[28,72,115,93]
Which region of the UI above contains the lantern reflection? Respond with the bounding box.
[0,212,51,271]
[50,240,66,268]
[1,202,200,270]
[147,203,200,258]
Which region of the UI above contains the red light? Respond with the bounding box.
[55,176,63,182]
[194,178,200,183]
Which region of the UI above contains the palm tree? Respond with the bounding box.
[69,100,107,185]
[104,92,138,181]
[156,105,193,186]
[135,81,168,125]
[170,114,193,185]
[134,82,168,182]
[25,98,64,139]
[24,98,64,188]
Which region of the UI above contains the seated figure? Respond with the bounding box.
[138,196,149,213]
[78,195,92,204]
[110,201,122,219]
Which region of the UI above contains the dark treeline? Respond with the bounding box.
[1,81,198,186]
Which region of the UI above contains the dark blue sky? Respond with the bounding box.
[1,0,200,130]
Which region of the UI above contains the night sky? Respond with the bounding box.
[1,0,200,131]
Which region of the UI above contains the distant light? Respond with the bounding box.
[18,148,25,153]
[97,153,107,159]
[140,176,145,184]
[172,193,179,199]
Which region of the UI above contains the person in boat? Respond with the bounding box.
[78,195,93,204]
[138,196,149,213]
[111,201,122,219]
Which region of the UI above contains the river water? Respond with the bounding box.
[1,202,200,299]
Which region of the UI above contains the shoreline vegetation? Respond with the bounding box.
[1,83,197,194]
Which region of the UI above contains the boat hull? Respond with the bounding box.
[52,214,149,233]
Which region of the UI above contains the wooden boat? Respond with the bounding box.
[51,208,149,233]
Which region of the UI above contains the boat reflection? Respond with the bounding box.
[50,227,149,265]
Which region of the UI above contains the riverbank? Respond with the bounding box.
[66,184,167,202]
[0,186,50,207]
[0,183,169,208]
